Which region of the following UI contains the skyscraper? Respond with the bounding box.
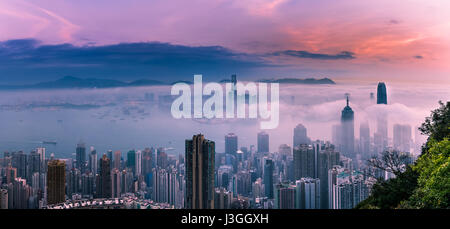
[328,165,342,209]
[142,148,153,177]
[76,143,86,174]
[317,144,340,209]
[127,150,136,176]
[89,147,97,174]
[152,166,180,206]
[13,151,27,179]
[36,147,46,173]
[5,165,17,184]
[234,171,252,196]
[332,124,341,148]
[135,150,142,177]
[0,189,7,209]
[111,168,121,198]
[275,182,295,209]
[152,167,168,203]
[29,150,41,181]
[157,148,168,169]
[47,160,65,205]
[278,144,292,159]
[68,168,81,196]
[359,122,370,156]
[393,124,412,152]
[340,95,355,157]
[295,178,320,209]
[121,170,129,194]
[293,124,309,147]
[11,178,30,209]
[264,159,274,199]
[377,82,387,105]
[217,165,232,189]
[185,134,215,209]
[257,131,269,153]
[225,133,238,155]
[376,82,388,153]
[329,166,369,209]
[98,154,112,198]
[113,150,121,170]
[214,188,232,209]
[81,173,95,197]
[107,150,113,164]
[293,144,315,180]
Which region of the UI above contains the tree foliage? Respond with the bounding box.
[405,138,450,208]
[356,166,418,209]
[357,101,450,209]
[368,150,410,176]
[419,101,450,142]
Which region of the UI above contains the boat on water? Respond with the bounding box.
[42,141,57,145]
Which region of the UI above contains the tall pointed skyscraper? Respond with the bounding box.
[185,134,215,209]
[340,94,354,157]
[376,82,388,153]
[377,82,387,104]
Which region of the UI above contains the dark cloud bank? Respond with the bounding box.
[0,39,355,84]
[271,50,356,60]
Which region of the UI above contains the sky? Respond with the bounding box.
[0,0,449,84]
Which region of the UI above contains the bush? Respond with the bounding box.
[355,167,418,209]
[356,101,450,209]
[407,138,450,208]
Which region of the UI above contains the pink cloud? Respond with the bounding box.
[0,0,79,43]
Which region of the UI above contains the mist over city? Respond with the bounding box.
[0,79,446,157]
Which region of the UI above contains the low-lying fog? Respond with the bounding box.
[0,81,448,158]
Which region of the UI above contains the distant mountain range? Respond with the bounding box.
[0,76,167,90]
[0,76,335,90]
[258,78,336,84]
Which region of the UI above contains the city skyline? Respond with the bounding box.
[0,82,425,209]
[0,0,448,213]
